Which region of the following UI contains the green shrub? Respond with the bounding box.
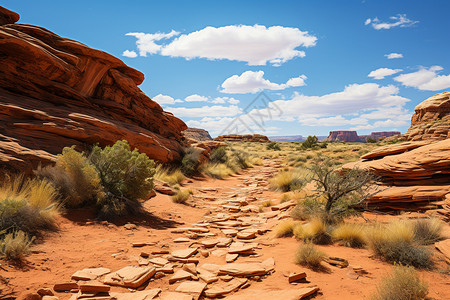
[209,147,228,164]
[181,147,203,176]
[0,177,59,236]
[172,189,193,204]
[294,243,325,269]
[228,148,252,170]
[301,136,319,149]
[36,146,103,207]
[90,140,156,218]
[366,138,376,143]
[267,142,281,151]
[0,230,34,261]
[372,265,428,300]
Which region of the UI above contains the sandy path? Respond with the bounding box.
[1,159,449,299]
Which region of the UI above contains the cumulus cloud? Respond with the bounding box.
[186,116,279,136]
[394,66,450,91]
[221,71,307,94]
[385,53,403,59]
[153,94,183,105]
[212,97,240,104]
[368,68,403,80]
[299,116,368,127]
[365,14,418,30]
[185,94,209,102]
[122,50,137,58]
[126,30,180,56]
[165,105,241,118]
[126,25,317,66]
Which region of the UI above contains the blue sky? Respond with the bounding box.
[5,0,450,137]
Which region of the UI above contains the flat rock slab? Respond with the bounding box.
[72,268,111,281]
[203,278,248,298]
[176,282,207,300]
[288,272,306,283]
[225,287,319,300]
[228,242,256,254]
[104,266,156,288]
[201,239,219,248]
[271,201,296,211]
[111,288,161,300]
[79,281,110,293]
[171,248,198,259]
[53,282,78,292]
[219,263,269,276]
[174,238,191,243]
[237,230,257,240]
[171,228,209,233]
[169,270,193,284]
[158,292,193,300]
[149,257,169,267]
[226,253,239,263]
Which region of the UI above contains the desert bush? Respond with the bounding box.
[413,218,443,245]
[294,218,331,244]
[366,138,376,143]
[366,221,432,269]
[203,163,234,179]
[209,147,228,164]
[0,230,34,261]
[269,168,311,192]
[181,147,203,176]
[261,200,273,207]
[332,223,367,248]
[372,265,428,300]
[275,220,298,237]
[172,189,193,204]
[90,140,156,218]
[267,142,281,151]
[295,243,326,269]
[36,146,103,207]
[301,136,319,149]
[227,148,252,170]
[155,165,185,186]
[0,177,59,236]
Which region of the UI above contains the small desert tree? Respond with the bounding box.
[309,160,378,223]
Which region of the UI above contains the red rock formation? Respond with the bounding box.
[343,92,450,219]
[404,91,450,141]
[360,131,401,142]
[214,134,270,143]
[0,6,187,173]
[182,128,212,141]
[326,131,360,142]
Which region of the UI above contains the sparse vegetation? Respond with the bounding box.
[261,200,273,207]
[269,168,311,192]
[181,147,203,176]
[295,243,326,269]
[172,189,193,204]
[267,141,281,151]
[413,218,443,245]
[275,220,297,237]
[332,223,367,248]
[301,135,320,149]
[366,221,433,269]
[0,231,34,261]
[366,137,376,143]
[155,165,185,185]
[293,218,331,244]
[36,146,103,208]
[372,265,428,300]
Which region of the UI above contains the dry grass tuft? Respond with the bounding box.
[413,218,443,245]
[203,163,234,179]
[155,165,185,185]
[275,220,298,237]
[372,265,428,300]
[172,189,193,204]
[269,168,311,192]
[261,200,273,207]
[295,243,326,269]
[294,218,331,244]
[331,223,367,248]
[0,230,34,261]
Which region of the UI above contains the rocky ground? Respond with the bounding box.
[1,158,449,300]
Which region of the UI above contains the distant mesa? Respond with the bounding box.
[182,127,212,142]
[0,6,187,173]
[269,135,305,142]
[327,131,401,142]
[214,134,270,143]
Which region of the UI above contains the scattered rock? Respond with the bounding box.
[171,248,198,259]
[203,278,248,298]
[71,268,111,281]
[78,282,110,293]
[225,287,319,300]
[103,266,156,288]
[324,257,348,268]
[218,263,269,277]
[225,254,238,263]
[288,272,306,283]
[175,282,207,300]
[124,224,137,230]
[158,292,193,300]
[37,288,54,296]
[53,282,78,292]
[111,289,161,300]
[169,270,194,284]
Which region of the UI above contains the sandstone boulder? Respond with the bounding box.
[182,128,212,141]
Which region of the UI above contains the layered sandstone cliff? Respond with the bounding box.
[182,128,212,141]
[326,131,360,142]
[0,6,187,173]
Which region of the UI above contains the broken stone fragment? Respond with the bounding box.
[203,278,248,298]
[103,266,156,288]
[71,268,111,281]
[78,281,111,293]
[225,287,319,300]
[110,288,161,300]
[53,282,78,292]
[171,248,198,259]
[175,282,207,300]
[169,270,194,284]
[288,272,306,283]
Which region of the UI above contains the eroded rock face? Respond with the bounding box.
[0,6,187,173]
[183,128,212,141]
[404,91,450,141]
[214,134,270,143]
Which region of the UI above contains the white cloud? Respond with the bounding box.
[186,116,279,136]
[126,25,317,66]
[212,97,240,104]
[165,105,241,117]
[299,116,368,127]
[185,94,209,102]
[365,14,418,30]
[221,71,307,94]
[122,50,137,58]
[126,30,180,56]
[385,53,403,59]
[153,94,180,105]
[359,106,411,120]
[394,66,450,91]
[368,68,403,80]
